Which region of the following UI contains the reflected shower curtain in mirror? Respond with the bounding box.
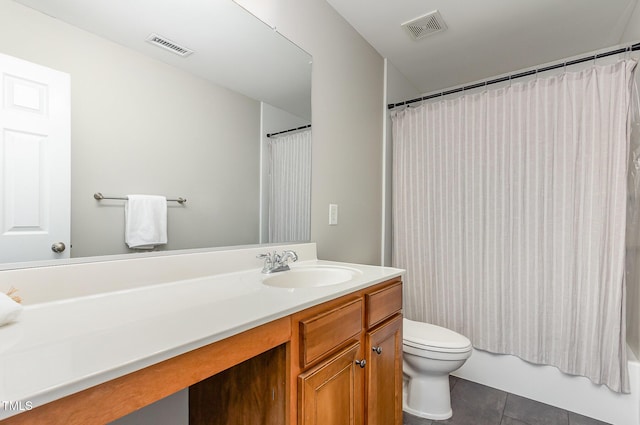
[391,60,637,393]
[268,129,311,242]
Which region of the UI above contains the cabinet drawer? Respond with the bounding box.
[299,298,363,367]
[365,280,402,328]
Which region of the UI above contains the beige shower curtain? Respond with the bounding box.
[392,60,637,393]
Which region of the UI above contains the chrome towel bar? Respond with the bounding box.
[93,192,187,204]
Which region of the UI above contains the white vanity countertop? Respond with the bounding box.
[0,257,403,420]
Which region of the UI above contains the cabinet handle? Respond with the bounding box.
[355,359,366,368]
[372,346,382,355]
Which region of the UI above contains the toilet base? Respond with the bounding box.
[402,373,453,420]
[403,402,452,421]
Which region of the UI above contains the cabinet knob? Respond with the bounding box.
[372,346,382,355]
[355,359,366,368]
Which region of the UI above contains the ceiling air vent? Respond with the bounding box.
[145,33,193,57]
[401,10,447,41]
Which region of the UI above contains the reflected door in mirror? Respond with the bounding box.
[0,53,70,262]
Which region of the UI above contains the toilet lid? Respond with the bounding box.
[403,318,472,353]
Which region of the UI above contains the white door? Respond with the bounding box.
[0,53,70,263]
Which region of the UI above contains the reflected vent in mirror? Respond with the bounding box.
[401,10,447,41]
[145,33,194,57]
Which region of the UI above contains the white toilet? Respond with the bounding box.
[402,318,472,420]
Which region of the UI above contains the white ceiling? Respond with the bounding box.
[13,0,312,119]
[326,0,638,95]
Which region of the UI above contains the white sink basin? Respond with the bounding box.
[262,265,362,288]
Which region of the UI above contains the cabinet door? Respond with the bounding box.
[365,314,403,425]
[298,343,364,425]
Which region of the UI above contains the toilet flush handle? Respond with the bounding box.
[372,346,382,355]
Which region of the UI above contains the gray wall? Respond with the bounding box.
[237,0,385,265]
[621,0,640,361]
[0,0,260,258]
[621,0,640,42]
[629,67,640,360]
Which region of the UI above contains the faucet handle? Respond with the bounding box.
[280,250,298,264]
[257,252,274,273]
[257,252,275,265]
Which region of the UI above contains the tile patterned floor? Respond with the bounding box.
[403,377,611,425]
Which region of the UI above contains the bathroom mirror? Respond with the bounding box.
[0,0,312,267]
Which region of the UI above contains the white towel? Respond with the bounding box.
[0,293,23,327]
[125,195,168,249]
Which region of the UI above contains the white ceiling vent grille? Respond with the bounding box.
[401,10,447,41]
[145,33,193,57]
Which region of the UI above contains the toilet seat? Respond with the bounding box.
[403,319,472,353]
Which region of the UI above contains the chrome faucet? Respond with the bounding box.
[257,250,298,274]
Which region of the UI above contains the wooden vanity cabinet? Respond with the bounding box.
[188,278,402,425]
[1,279,401,425]
[293,278,403,425]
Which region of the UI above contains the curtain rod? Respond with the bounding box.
[388,42,640,110]
[266,124,311,138]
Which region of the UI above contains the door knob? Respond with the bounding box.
[51,242,66,253]
[372,346,382,355]
[355,359,366,368]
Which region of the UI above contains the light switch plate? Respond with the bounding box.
[329,204,338,225]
